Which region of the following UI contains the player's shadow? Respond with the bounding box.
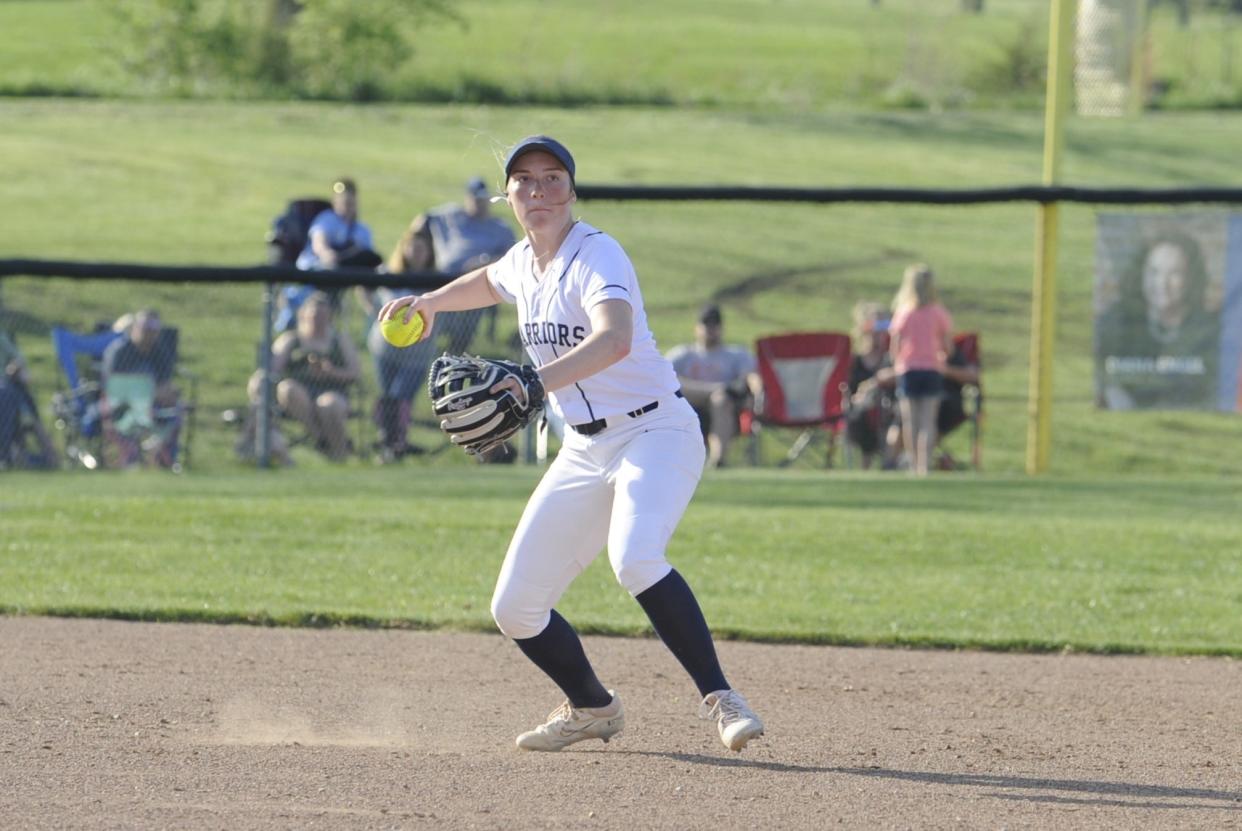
[620,751,1242,811]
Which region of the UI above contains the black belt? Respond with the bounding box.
[572,390,684,437]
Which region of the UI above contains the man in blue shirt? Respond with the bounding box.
[279,177,382,331]
[296,178,380,270]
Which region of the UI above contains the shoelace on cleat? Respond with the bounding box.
[700,691,754,726]
[539,700,576,731]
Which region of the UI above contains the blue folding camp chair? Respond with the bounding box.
[49,325,195,470]
[49,327,123,469]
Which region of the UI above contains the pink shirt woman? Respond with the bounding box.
[890,302,953,375]
[888,263,955,476]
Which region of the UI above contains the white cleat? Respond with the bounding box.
[515,692,625,752]
[700,689,765,752]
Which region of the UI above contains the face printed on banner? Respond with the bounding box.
[1142,241,1191,329]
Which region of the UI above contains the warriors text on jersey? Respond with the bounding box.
[486,221,680,426]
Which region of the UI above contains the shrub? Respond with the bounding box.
[109,0,455,100]
[966,17,1047,97]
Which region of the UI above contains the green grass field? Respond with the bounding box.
[3,100,1242,475]
[2,3,1241,658]
[3,468,1240,655]
[3,0,1240,109]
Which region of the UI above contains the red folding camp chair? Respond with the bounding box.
[935,331,983,471]
[750,332,852,468]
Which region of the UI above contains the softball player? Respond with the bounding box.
[380,136,764,752]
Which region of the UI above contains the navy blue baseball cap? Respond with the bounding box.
[503,135,576,185]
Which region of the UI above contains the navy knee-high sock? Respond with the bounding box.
[635,569,729,697]
[513,610,613,709]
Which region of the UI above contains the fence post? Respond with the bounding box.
[1027,0,1075,474]
[257,282,276,468]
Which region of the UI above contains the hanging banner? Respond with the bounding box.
[1094,213,1242,411]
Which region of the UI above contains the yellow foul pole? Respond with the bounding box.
[1027,0,1076,475]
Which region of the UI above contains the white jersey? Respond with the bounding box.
[487,220,680,426]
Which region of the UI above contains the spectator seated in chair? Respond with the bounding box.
[934,337,981,470]
[0,330,56,470]
[881,334,981,472]
[101,310,184,469]
[844,301,898,471]
[277,176,383,332]
[0,369,21,470]
[249,291,361,462]
[665,303,761,468]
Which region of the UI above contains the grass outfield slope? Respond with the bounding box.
[1,3,1239,666]
[3,101,1242,474]
[2,468,1240,655]
[2,0,1240,110]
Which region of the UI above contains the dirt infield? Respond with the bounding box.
[1,617,1239,830]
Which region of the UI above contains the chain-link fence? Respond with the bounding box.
[5,184,1240,475]
[0,268,519,473]
[1076,0,1148,116]
[1076,0,1242,115]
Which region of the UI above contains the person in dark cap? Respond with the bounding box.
[379,134,765,754]
[665,303,761,467]
[398,175,518,354]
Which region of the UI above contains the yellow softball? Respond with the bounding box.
[380,310,426,348]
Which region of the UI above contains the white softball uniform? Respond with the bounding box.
[485,221,705,639]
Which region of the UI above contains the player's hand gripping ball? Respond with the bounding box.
[380,310,425,348]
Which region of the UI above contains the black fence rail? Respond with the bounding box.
[575,184,1242,205]
[4,183,1241,472]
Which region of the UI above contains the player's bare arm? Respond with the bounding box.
[377,264,500,340]
[535,299,632,393]
[487,299,631,407]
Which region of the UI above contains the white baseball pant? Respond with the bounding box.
[490,396,705,639]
